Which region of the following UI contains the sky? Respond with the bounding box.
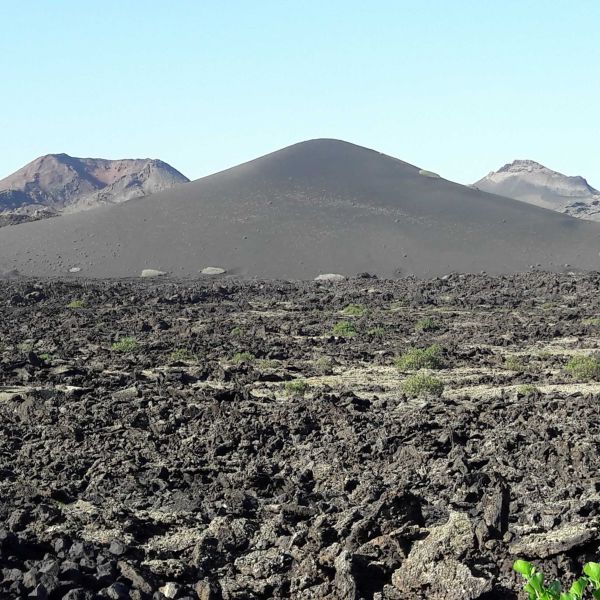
[1,0,599,186]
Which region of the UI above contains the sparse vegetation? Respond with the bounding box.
[367,326,385,337]
[415,316,439,332]
[517,384,539,395]
[504,355,524,371]
[582,317,600,326]
[330,321,357,338]
[565,355,600,381]
[231,326,243,336]
[232,351,256,364]
[67,299,86,309]
[341,304,367,317]
[402,373,444,397]
[169,348,196,362]
[111,337,138,353]
[395,344,443,370]
[513,559,600,599]
[284,380,310,396]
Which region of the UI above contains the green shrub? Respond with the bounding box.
[169,348,196,363]
[402,373,444,398]
[111,337,138,353]
[566,355,600,381]
[231,351,256,364]
[419,169,440,179]
[582,317,600,326]
[284,380,309,396]
[395,344,443,370]
[341,304,367,317]
[367,326,386,337]
[67,299,86,309]
[415,316,438,332]
[504,355,524,371]
[330,321,357,338]
[517,384,539,396]
[513,559,600,599]
[231,326,243,336]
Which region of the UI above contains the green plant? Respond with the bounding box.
[169,348,196,363]
[284,380,309,396]
[582,317,600,326]
[566,355,600,381]
[231,326,243,336]
[395,344,444,370]
[419,169,440,179]
[504,355,524,371]
[111,337,138,353]
[231,351,255,364]
[415,316,438,332]
[367,326,386,337]
[402,373,444,397]
[341,304,367,317]
[67,299,86,309]
[330,321,357,338]
[517,384,539,395]
[513,559,600,599]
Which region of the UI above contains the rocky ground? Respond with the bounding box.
[1,273,600,599]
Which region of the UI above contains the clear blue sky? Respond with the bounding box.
[1,0,599,186]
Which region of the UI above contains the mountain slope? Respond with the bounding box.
[0,154,189,215]
[474,160,600,221]
[0,139,599,278]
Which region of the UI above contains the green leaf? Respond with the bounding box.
[585,563,600,584]
[548,580,562,592]
[570,577,588,597]
[560,593,575,600]
[593,590,600,600]
[514,560,535,578]
[530,572,545,593]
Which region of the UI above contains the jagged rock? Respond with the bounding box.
[392,512,491,599]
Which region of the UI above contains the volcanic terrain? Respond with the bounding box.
[475,160,600,221]
[1,140,599,278]
[0,154,189,223]
[1,274,600,598]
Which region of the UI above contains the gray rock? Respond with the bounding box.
[315,273,345,282]
[392,512,491,599]
[140,269,166,278]
[201,267,226,276]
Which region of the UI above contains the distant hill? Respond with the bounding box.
[474,160,600,221]
[0,154,189,222]
[0,139,599,278]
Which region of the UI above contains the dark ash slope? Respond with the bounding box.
[0,139,599,278]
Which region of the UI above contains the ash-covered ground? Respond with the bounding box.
[1,274,600,599]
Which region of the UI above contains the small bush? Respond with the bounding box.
[504,355,524,371]
[415,316,438,332]
[583,317,600,326]
[231,326,243,336]
[403,373,444,398]
[284,380,309,396]
[419,169,440,179]
[367,326,386,337]
[330,321,357,338]
[395,344,443,370]
[232,351,256,364]
[514,559,600,599]
[111,337,138,353]
[169,348,196,363]
[517,384,539,396]
[566,355,600,381]
[67,299,86,309]
[341,304,367,317]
